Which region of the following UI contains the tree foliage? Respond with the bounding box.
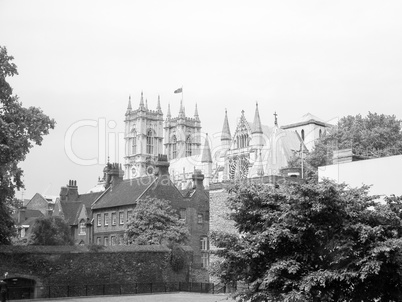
[29,216,74,246]
[212,181,402,301]
[125,197,189,245]
[0,46,55,244]
[288,112,402,178]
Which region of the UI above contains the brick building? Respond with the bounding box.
[53,181,103,245]
[91,155,210,269]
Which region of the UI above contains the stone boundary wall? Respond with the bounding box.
[0,245,209,291]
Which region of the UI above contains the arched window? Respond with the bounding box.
[131,136,136,154]
[146,129,154,155]
[186,135,192,157]
[172,135,177,159]
[319,129,322,138]
[301,129,305,141]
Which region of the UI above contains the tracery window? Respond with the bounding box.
[146,129,154,155]
[172,135,177,159]
[236,134,249,149]
[131,136,136,154]
[186,135,192,157]
[229,155,250,180]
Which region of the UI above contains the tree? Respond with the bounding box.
[288,112,402,179]
[0,46,55,244]
[125,197,190,245]
[212,181,402,301]
[29,216,74,246]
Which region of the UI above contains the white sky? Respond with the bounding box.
[1,0,402,199]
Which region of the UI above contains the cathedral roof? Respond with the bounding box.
[281,113,333,129]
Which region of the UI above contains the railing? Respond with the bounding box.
[6,282,220,300]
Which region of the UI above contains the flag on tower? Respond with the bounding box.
[174,88,182,94]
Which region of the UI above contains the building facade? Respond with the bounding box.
[91,156,210,269]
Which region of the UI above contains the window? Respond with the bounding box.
[179,208,186,220]
[111,236,116,246]
[172,135,177,159]
[96,237,101,245]
[319,129,322,138]
[301,129,305,141]
[79,219,86,235]
[104,213,109,226]
[127,210,133,222]
[131,137,136,154]
[201,237,208,251]
[200,237,209,268]
[119,235,124,245]
[112,212,117,225]
[104,237,109,246]
[197,214,203,224]
[201,252,209,268]
[236,134,249,149]
[97,214,101,227]
[186,136,192,157]
[119,212,124,225]
[146,129,154,155]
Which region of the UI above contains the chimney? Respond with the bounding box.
[192,169,205,189]
[60,186,68,201]
[154,154,170,176]
[105,163,124,189]
[66,180,79,201]
[18,207,27,224]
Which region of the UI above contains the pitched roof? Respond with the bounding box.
[77,191,103,212]
[92,177,156,210]
[60,201,83,225]
[281,113,333,129]
[13,209,44,222]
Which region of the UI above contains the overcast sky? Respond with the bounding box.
[1,0,402,199]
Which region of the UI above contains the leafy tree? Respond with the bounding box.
[288,112,402,178]
[125,197,189,245]
[212,180,402,301]
[29,216,74,246]
[0,46,55,244]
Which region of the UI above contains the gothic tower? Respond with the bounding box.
[124,93,164,179]
[164,100,201,160]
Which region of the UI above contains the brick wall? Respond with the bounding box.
[0,245,200,298]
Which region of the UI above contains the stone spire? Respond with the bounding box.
[145,99,148,110]
[251,102,263,134]
[127,95,132,110]
[274,111,278,127]
[157,95,162,112]
[179,99,185,118]
[221,109,231,141]
[139,91,145,110]
[166,103,171,119]
[194,103,199,120]
[201,133,213,163]
[249,150,264,178]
